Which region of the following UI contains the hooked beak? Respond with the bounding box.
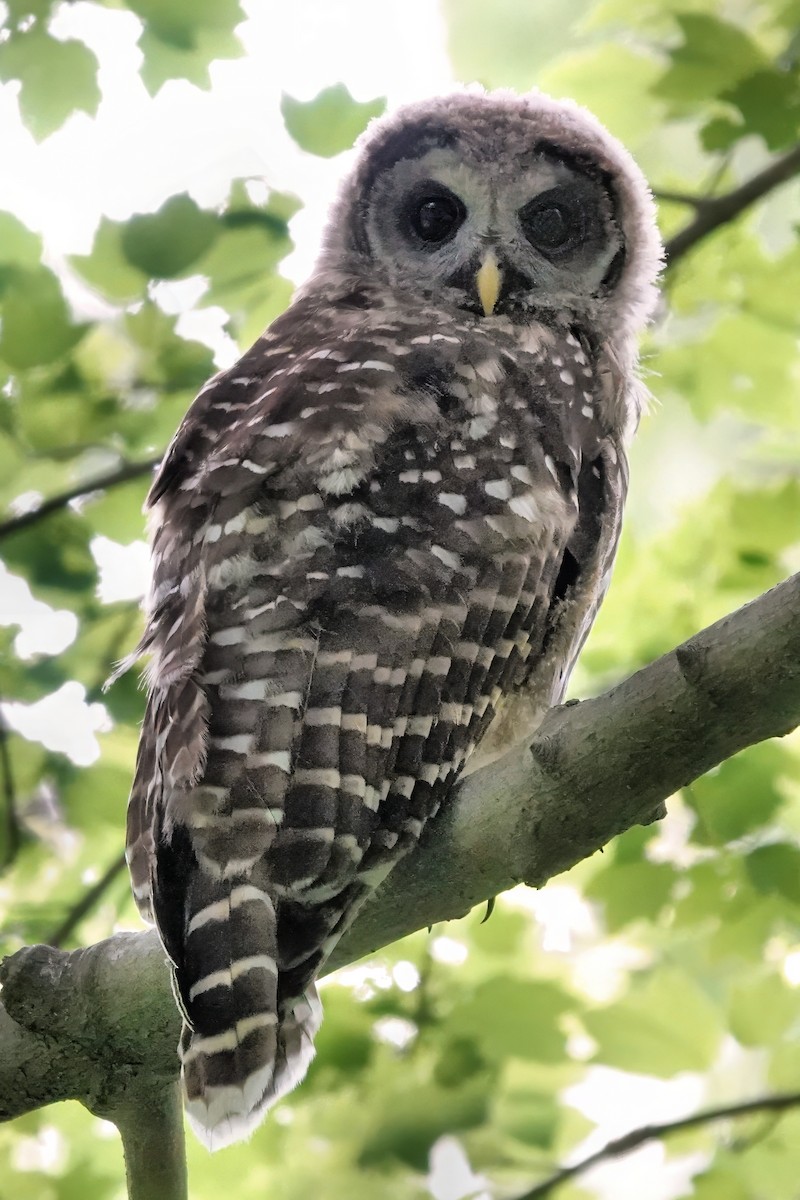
[475,250,502,317]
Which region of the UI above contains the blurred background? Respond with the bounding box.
[0,1,799,1197]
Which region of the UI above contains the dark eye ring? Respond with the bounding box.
[520,189,586,256]
[408,191,466,245]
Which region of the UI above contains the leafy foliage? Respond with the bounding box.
[0,1,799,1198]
[281,85,386,157]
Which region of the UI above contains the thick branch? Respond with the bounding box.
[115,1080,187,1200]
[513,1091,800,1199]
[1,573,798,1122]
[664,141,800,265]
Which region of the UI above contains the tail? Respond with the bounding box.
[154,854,322,1150]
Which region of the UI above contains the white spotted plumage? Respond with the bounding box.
[124,88,662,1150]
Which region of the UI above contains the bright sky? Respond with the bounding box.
[0,0,454,274]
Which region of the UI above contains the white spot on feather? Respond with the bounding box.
[485,479,512,500]
[438,492,466,514]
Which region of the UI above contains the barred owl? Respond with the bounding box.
[125,89,662,1148]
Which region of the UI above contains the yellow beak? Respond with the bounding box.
[476,251,501,317]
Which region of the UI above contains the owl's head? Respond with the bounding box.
[318,89,662,342]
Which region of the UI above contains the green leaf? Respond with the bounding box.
[311,990,373,1075]
[137,25,244,95]
[120,196,219,279]
[745,844,800,906]
[123,302,214,389]
[16,389,96,453]
[586,861,676,931]
[199,224,290,303]
[448,977,573,1064]
[729,973,798,1046]
[193,184,297,342]
[70,218,149,303]
[539,44,663,145]
[653,15,766,107]
[734,1110,800,1200]
[1,510,97,604]
[721,70,800,151]
[584,968,721,1075]
[84,479,150,543]
[690,1169,753,1200]
[687,744,789,845]
[433,1037,486,1087]
[0,28,100,140]
[125,0,245,48]
[60,754,136,829]
[467,903,528,956]
[359,1078,489,1169]
[0,213,42,268]
[493,1078,560,1149]
[443,0,592,90]
[0,267,86,369]
[700,116,743,153]
[281,85,385,158]
[767,1038,800,1092]
[5,0,53,22]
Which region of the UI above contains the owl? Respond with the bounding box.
[125,89,662,1149]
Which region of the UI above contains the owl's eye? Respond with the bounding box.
[520,188,586,255]
[407,190,466,244]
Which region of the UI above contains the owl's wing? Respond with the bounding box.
[126,297,624,1148]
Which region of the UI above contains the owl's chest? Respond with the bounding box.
[361,332,598,556]
[232,318,606,615]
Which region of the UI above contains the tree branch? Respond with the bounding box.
[512,1091,800,1199]
[45,851,128,948]
[0,572,797,1125]
[0,458,159,542]
[0,713,20,870]
[664,141,800,266]
[115,1079,188,1200]
[653,189,714,210]
[331,570,800,965]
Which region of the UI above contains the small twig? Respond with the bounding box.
[653,189,714,210]
[411,934,437,1032]
[665,141,800,265]
[45,851,128,948]
[511,1091,800,1199]
[0,714,20,870]
[0,458,160,541]
[86,604,143,704]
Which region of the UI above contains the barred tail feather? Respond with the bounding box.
[182,986,322,1150]
[171,871,322,1151]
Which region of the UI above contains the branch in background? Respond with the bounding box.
[0,457,159,542]
[0,715,20,870]
[664,140,800,265]
[653,189,713,210]
[45,851,128,948]
[1,572,797,1124]
[512,1091,800,1199]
